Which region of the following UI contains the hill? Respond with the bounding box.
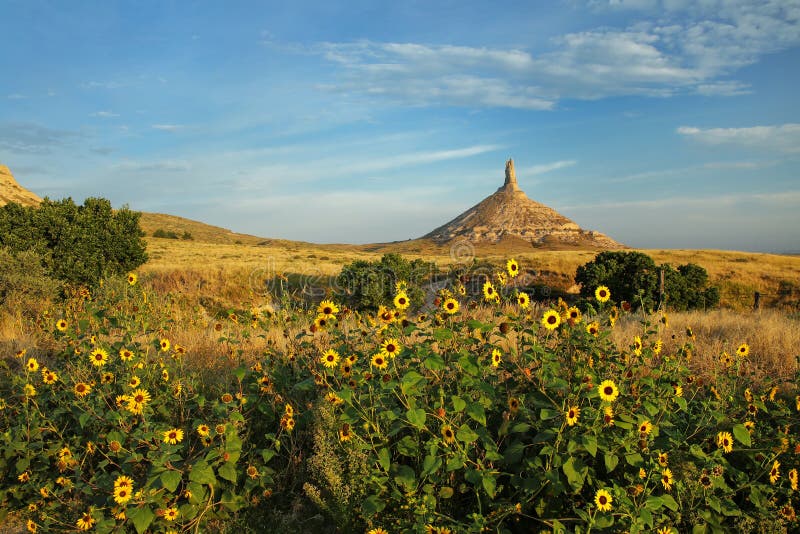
[0,164,42,207]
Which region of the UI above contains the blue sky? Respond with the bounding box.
[1,0,799,252]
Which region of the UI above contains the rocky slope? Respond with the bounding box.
[0,164,42,207]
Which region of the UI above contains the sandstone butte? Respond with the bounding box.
[0,164,42,207]
[422,159,623,250]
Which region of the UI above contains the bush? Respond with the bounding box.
[575,251,719,311]
[335,253,435,311]
[0,198,147,287]
[0,247,59,317]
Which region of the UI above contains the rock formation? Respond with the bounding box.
[422,158,622,249]
[0,164,42,207]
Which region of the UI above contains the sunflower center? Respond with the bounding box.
[599,496,607,505]
[604,386,613,395]
[327,355,334,362]
[548,316,557,324]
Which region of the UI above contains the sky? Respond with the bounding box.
[1,0,799,252]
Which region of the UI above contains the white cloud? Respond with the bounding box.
[7,93,28,100]
[315,2,800,108]
[523,160,578,176]
[151,124,185,132]
[90,111,119,118]
[677,124,800,152]
[82,80,124,89]
[110,159,191,173]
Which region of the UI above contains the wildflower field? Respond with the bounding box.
[1,259,799,534]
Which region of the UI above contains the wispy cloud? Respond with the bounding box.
[151,124,185,132]
[315,2,800,108]
[523,160,577,176]
[7,93,28,100]
[90,111,120,118]
[565,190,800,210]
[677,124,800,153]
[82,80,124,89]
[109,159,191,173]
[0,122,79,154]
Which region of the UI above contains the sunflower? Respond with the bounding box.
[197,424,210,437]
[26,358,39,372]
[482,280,497,302]
[442,297,460,314]
[490,348,502,367]
[594,489,613,512]
[381,339,401,358]
[74,382,92,397]
[673,384,683,397]
[633,336,643,356]
[717,431,733,453]
[658,452,668,467]
[247,465,259,479]
[566,306,582,324]
[638,420,653,436]
[441,425,456,444]
[76,512,95,531]
[586,322,600,337]
[516,292,530,309]
[119,348,134,361]
[126,389,151,414]
[55,319,68,332]
[317,300,339,317]
[744,420,755,434]
[598,380,619,403]
[661,468,674,491]
[313,315,331,330]
[163,428,184,445]
[41,369,58,385]
[320,349,340,369]
[595,286,611,303]
[508,397,520,414]
[163,507,179,521]
[339,423,352,442]
[371,353,388,370]
[159,338,170,352]
[653,339,663,355]
[127,272,137,285]
[128,376,141,388]
[699,473,712,489]
[26,519,37,533]
[541,310,561,331]
[789,468,798,491]
[113,484,132,504]
[367,529,389,534]
[566,406,580,426]
[770,460,781,484]
[780,505,796,522]
[736,343,750,357]
[25,383,37,397]
[87,348,109,367]
[393,292,410,310]
[657,527,675,534]
[506,258,520,278]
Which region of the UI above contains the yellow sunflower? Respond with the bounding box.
[566,406,580,426]
[381,339,401,358]
[482,280,497,302]
[594,489,613,512]
[197,424,210,437]
[317,300,339,317]
[441,425,455,444]
[159,338,171,352]
[633,336,643,356]
[788,468,798,490]
[658,452,668,467]
[371,353,388,370]
[119,348,134,361]
[598,380,619,403]
[442,297,460,314]
[163,428,184,445]
[393,292,410,310]
[661,468,674,491]
[638,420,653,436]
[26,358,39,373]
[126,272,137,285]
[367,529,389,534]
[89,348,109,367]
[736,343,750,357]
[586,322,600,337]
[541,310,561,330]
[74,382,92,397]
[41,369,59,385]
[566,306,582,324]
[24,384,36,397]
[595,286,611,303]
[339,423,352,442]
[128,376,141,388]
[76,512,95,531]
[491,348,502,367]
[517,292,530,309]
[506,258,520,278]
[770,460,780,484]
[163,507,179,521]
[113,484,132,505]
[320,349,340,369]
[55,319,68,332]
[717,431,733,453]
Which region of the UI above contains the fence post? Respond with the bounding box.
[754,291,761,311]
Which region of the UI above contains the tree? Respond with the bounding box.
[575,251,659,309]
[335,253,435,311]
[0,197,148,287]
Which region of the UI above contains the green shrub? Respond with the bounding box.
[576,251,719,311]
[0,247,59,317]
[335,253,435,311]
[0,198,147,288]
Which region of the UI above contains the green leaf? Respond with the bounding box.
[362,495,386,516]
[581,434,598,457]
[394,464,416,490]
[539,408,559,420]
[218,462,237,483]
[482,473,497,498]
[433,328,453,341]
[732,424,751,447]
[604,452,619,473]
[160,470,182,492]
[396,435,418,457]
[456,424,479,444]
[188,460,216,485]
[421,454,441,477]
[401,371,426,395]
[377,448,390,472]
[466,403,486,426]
[129,506,155,534]
[451,395,466,412]
[439,486,454,499]
[625,452,644,466]
[423,353,445,371]
[692,525,708,534]
[661,494,678,511]
[645,495,663,510]
[446,455,464,471]
[562,457,587,491]
[406,408,427,429]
